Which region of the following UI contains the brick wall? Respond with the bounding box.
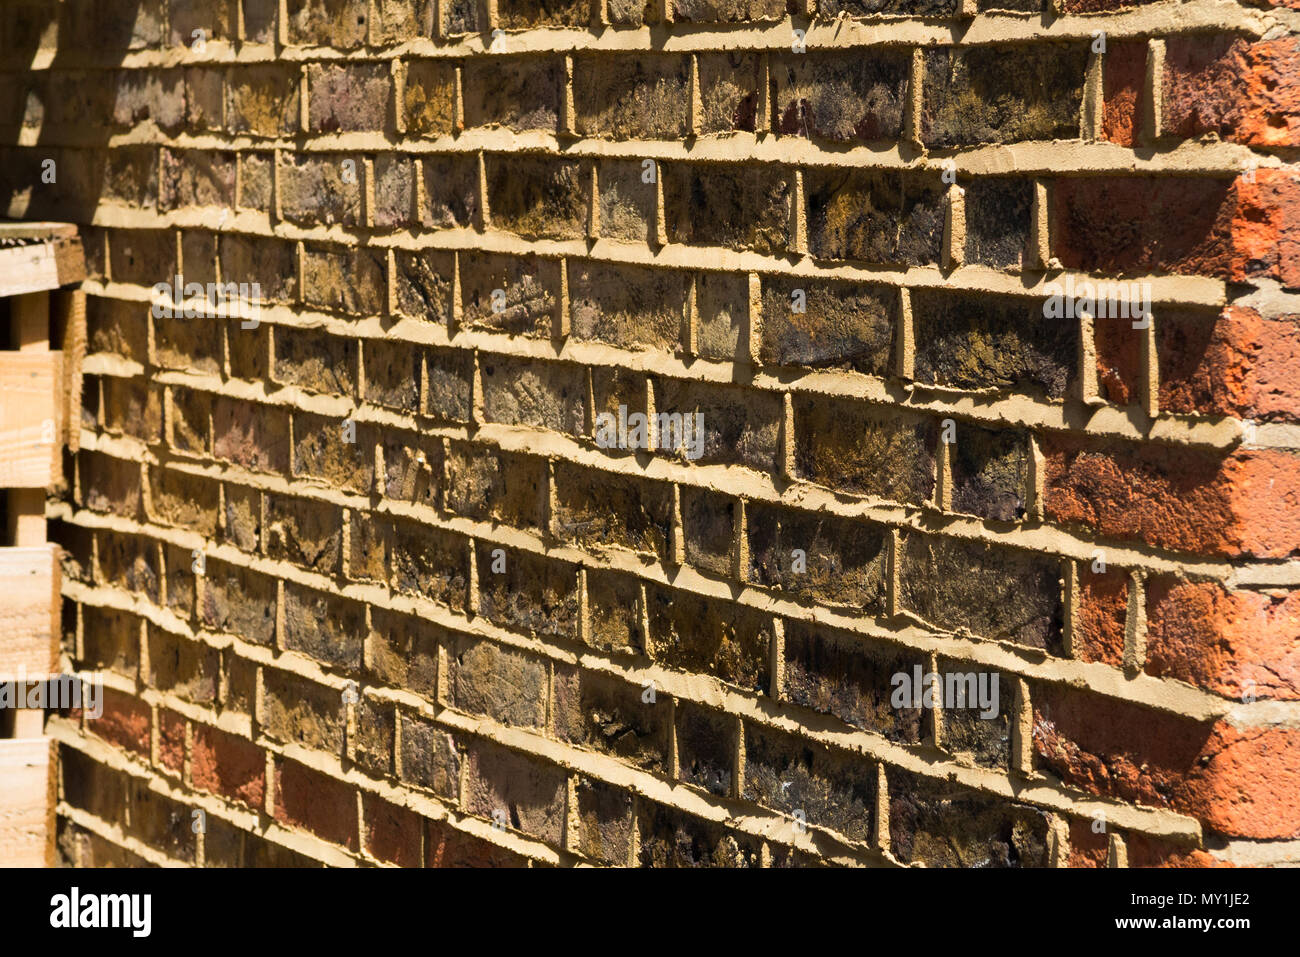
[3,0,1299,867]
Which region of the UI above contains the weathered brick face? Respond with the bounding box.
[7,0,1298,869]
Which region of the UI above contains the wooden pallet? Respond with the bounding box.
[0,222,85,867]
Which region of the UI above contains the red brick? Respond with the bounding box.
[1050,176,1235,277]
[1043,436,1300,558]
[1163,36,1300,147]
[1066,817,1107,868]
[193,724,267,807]
[89,688,151,757]
[362,794,424,867]
[157,709,186,773]
[1125,832,1227,868]
[1229,170,1300,289]
[1146,579,1300,701]
[1158,306,1300,421]
[274,758,358,850]
[1074,565,1127,667]
[1033,684,1300,839]
[1102,40,1146,147]
[426,820,526,867]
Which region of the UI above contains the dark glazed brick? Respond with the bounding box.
[746,503,890,613]
[793,396,936,505]
[899,531,1064,653]
[782,620,924,741]
[476,548,580,639]
[806,169,944,266]
[676,703,734,796]
[949,423,1033,522]
[743,723,876,843]
[552,463,673,560]
[922,44,1089,148]
[910,289,1076,399]
[935,657,1014,770]
[646,585,771,692]
[485,155,585,240]
[760,277,896,374]
[553,667,670,772]
[773,50,909,144]
[652,379,782,472]
[663,163,791,255]
[887,767,1051,867]
[964,178,1033,269]
[463,56,562,133]
[636,802,762,867]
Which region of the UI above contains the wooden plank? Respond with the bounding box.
[0,546,58,680]
[0,737,52,867]
[53,289,86,453]
[0,352,59,489]
[0,223,78,242]
[0,235,85,298]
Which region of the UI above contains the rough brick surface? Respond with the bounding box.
[10,0,1298,871]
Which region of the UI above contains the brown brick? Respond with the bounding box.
[274,757,358,850]
[773,50,909,143]
[663,162,791,254]
[553,667,669,772]
[793,395,935,504]
[782,620,925,742]
[485,155,586,240]
[226,65,301,136]
[463,740,568,843]
[287,0,368,47]
[283,582,366,670]
[476,547,579,639]
[746,503,890,612]
[308,62,391,133]
[404,60,457,136]
[445,441,547,532]
[575,54,690,140]
[806,168,945,266]
[760,276,896,373]
[459,252,562,338]
[398,713,460,798]
[448,634,548,728]
[263,668,346,752]
[646,585,771,692]
[464,56,562,133]
[922,44,1088,147]
[899,530,1064,653]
